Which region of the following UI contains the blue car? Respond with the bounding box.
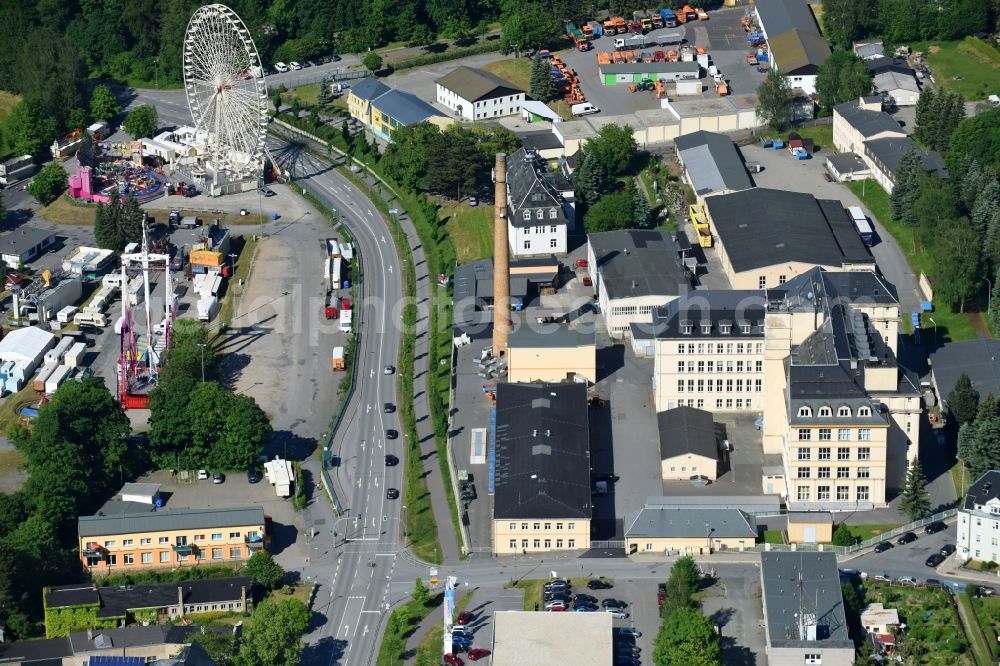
[575,605,597,612]
[451,634,472,646]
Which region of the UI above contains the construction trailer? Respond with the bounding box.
[265,458,294,497]
[0,155,34,186]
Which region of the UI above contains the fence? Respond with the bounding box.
[590,540,626,549]
[264,68,368,93]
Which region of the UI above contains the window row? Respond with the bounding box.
[521,209,560,221]
[759,275,788,288]
[796,446,872,460]
[714,398,753,409]
[798,428,871,441]
[89,547,247,566]
[677,360,763,373]
[103,532,255,548]
[796,467,871,479]
[677,379,763,393]
[506,522,576,531]
[509,538,576,550]
[523,239,559,250]
[796,485,870,502]
[797,405,872,418]
[677,342,763,355]
[680,322,757,335]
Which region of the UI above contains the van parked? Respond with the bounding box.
[571,103,600,116]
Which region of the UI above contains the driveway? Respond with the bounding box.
[701,565,768,666]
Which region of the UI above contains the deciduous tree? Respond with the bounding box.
[123,104,157,139]
[8,100,57,158]
[583,191,632,233]
[816,50,871,112]
[237,599,311,666]
[27,163,68,206]
[90,84,121,124]
[582,124,637,177]
[755,70,793,132]
[652,606,722,666]
[363,51,383,72]
[243,551,286,589]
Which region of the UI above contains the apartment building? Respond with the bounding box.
[78,506,266,574]
[761,268,919,510]
[645,290,767,413]
[586,229,692,339]
[957,470,1000,563]
[492,383,591,554]
[435,66,525,120]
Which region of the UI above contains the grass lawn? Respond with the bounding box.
[912,37,1000,101]
[375,593,444,666]
[956,593,994,666]
[846,523,902,541]
[952,460,971,502]
[215,236,256,331]
[0,384,40,436]
[440,201,493,264]
[846,180,979,343]
[284,84,321,106]
[763,529,785,544]
[40,195,98,226]
[144,206,268,227]
[779,124,834,153]
[507,576,608,611]
[972,597,1000,659]
[411,591,473,662]
[0,90,21,159]
[865,583,974,665]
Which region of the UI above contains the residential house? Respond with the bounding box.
[0,625,204,666]
[872,70,920,107]
[825,152,871,183]
[860,603,900,635]
[504,148,574,258]
[77,506,266,574]
[491,383,591,554]
[674,130,754,201]
[624,505,756,555]
[754,0,830,94]
[957,470,1000,563]
[435,66,525,120]
[862,135,945,193]
[761,268,920,510]
[702,188,875,290]
[658,406,720,481]
[586,229,692,339]
[832,97,905,155]
[0,227,57,268]
[760,552,855,666]
[642,289,767,413]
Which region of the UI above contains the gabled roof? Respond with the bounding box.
[863,136,946,179]
[964,470,1000,510]
[505,148,570,228]
[768,29,831,74]
[78,505,265,537]
[834,100,906,140]
[931,340,1000,411]
[0,226,54,255]
[589,229,689,300]
[351,77,391,101]
[45,578,251,614]
[435,66,524,102]
[371,89,444,125]
[704,188,871,273]
[873,70,919,94]
[866,57,915,76]
[624,506,756,538]
[674,130,753,195]
[647,290,767,339]
[755,0,821,37]
[657,406,718,460]
[493,383,591,520]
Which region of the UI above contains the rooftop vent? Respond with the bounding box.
[531,444,552,456]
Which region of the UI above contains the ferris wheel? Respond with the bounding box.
[182,4,269,181]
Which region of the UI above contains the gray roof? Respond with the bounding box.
[657,406,718,460]
[371,88,444,125]
[863,136,946,180]
[853,41,885,59]
[119,482,160,497]
[760,552,853,649]
[833,100,905,140]
[79,506,265,537]
[96,499,157,516]
[826,152,869,174]
[873,70,919,93]
[589,230,690,300]
[435,66,524,102]
[647,289,767,340]
[964,470,1000,511]
[45,577,251,614]
[704,189,872,273]
[624,507,756,538]
[788,511,832,524]
[0,227,54,254]
[351,77,391,101]
[505,148,571,229]
[674,131,754,195]
[68,625,201,653]
[493,383,592,520]
[643,494,782,515]
[518,130,564,152]
[866,57,915,76]
[509,324,596,349]
[598,61,700,75]
[755,0,821,37]
[931,340,1000,409]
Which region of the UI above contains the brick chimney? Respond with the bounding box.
[492,153,511,357]
[177,586,184,619]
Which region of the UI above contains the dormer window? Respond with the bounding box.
[681,319,693,335]
[838,406,851,417]
[536,209,544,220]
[701,321,712,334]
[522,210,531,221]
[549,208,557,219]
[740,323,751,334]
[719,321,732,334]
[858,406,871,417]
[819,407,832,417]
[798,406,812,417]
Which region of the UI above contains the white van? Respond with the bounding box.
[571,103,600,116]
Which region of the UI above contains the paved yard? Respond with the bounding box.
[701,564,768,666]
[662,412,764,496]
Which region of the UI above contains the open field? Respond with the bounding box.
[913,38,1000,101]
[846,523,903,541]
[865,583,974,665]
[956,593,993,666]
[440,201,492,264]
[778,124,834,153]
[971,596,1000,661]
[0,384,41,435]
[40,195,98,226]
[846,180,979,343]
[284,84,321,106]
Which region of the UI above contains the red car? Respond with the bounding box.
[456,611,475,625]
[467,648,491,661]
[545,605,565,611]
[443,654,464,666]
[575,258,589,268]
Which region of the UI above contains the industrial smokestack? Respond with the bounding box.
[492,153,511,357]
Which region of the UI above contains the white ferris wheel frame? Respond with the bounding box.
[182,3,269,180]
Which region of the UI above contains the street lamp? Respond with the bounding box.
[401,504,408,548]
[928,317,937,347]
[197,342,207,382]
[228,253,238,276]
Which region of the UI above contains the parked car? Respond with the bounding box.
[467,649,490,661]
[873,541,893,553]
[212,472,225,484]
[259,186,276,197]
[925,553,946,567]
[575,594,598,604]
[274,62,289,72]
[545,605,565,612]
[618,627,642,638]
[601,598,627,608]
[544,580,570,591]
[384,402,396,413]
[385,454,399,466]
[468,196,478,207]
[386,487,399,499]
[582,276,593,287]
[246,466,262,483]
[442,654,464,666]
[456,611,475,626]
[924,521,947,534]
[605,608,629,619]
[897,531,918,545]
[822,172,834,182]
[616,658,640,666]
[899,576,920,586]
[386,429,398,439]
[977,585,995,597]
[288,61,302,70]
[940,544,956,556]
[575,258,589,268]
[575,605,597,612]
[925,578,943,588]
[873,573,893,583]
[544,600,567,611]
[451,627,472,638]
[587,579,613,590]
[384,364,395,375]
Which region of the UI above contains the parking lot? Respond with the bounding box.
[135,468,309,570]
[846,521,959,582]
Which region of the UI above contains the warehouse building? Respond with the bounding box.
[674,130,754,199]
[754,0,830,95]
[586,229,692,338]
[507,324,596,384]
[435,66,525,120]
[624,505,756,554]
[658,406,720,482]
[703,188,874,290]
[491,383,591,554]
[0,325,56,393]
[597,60,701,85]
[872,69,920,107]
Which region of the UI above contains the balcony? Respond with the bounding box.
[172,543,195,555]
[245,535,265,551]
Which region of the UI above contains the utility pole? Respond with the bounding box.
[197,342,207,382]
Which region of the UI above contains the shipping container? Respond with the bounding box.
[65,342,86,368]
[45,365,72,395]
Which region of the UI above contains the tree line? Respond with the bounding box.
[572,124,654,232]
[820,0,994,51]
[653,556,723,665]
[955,374,1000,481]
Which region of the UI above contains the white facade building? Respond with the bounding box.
[504,148,573,258]
[958,470,1000,563]
[435,66,525,121]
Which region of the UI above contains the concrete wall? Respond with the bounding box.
[767,646,854,666]
[508,344,596,384]
[493,519,590,554]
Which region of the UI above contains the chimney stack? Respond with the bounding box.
[177,586,184,619]
[492,153,511,357]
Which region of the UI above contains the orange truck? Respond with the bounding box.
[611,16,628,33]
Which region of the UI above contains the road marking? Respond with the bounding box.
[367,209,373,217]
